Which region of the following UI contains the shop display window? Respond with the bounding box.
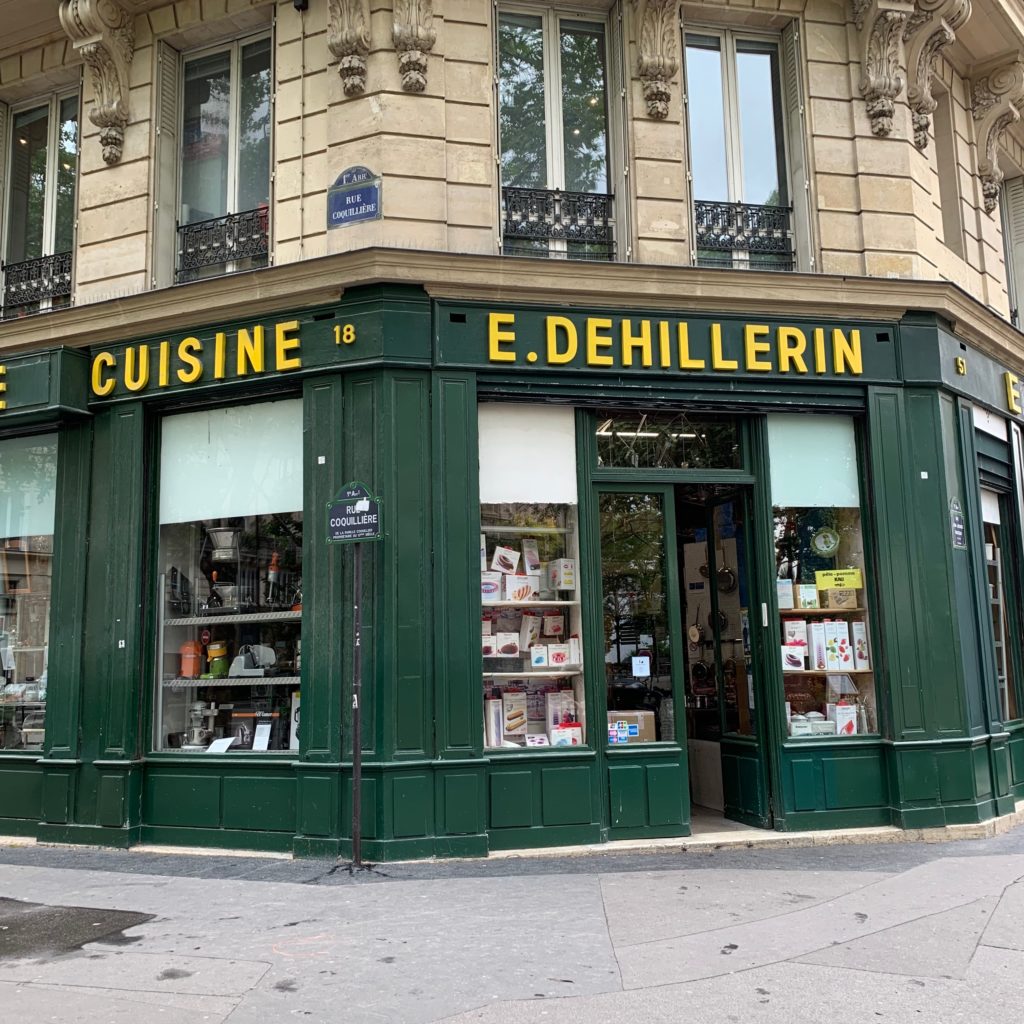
[982,489,1020,722]
[595,411,741,469]
[768,414,878,738]
[0,434,57,750]
[155,399,302,753]
[479,404,584,749]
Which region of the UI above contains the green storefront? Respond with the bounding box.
[1,283,1022,858]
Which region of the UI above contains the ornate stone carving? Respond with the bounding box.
[393,0,435,92]
[850,0,914,137]
[970,56,1024,213]
[328,0,372,96]
[903,0,971,149]
[629,0,679,119]
[58,0,135,165]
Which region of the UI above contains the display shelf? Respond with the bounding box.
[162,676,301,688]
[783,669,873,676]
[780,608,867,615]
[482,670,581,678]
[480,525,570,535]
[165,610,302,627]
[0,700,46,708]
[483,599,579,608]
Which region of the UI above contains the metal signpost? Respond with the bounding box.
[326,482,383,868]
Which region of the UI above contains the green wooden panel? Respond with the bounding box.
[144,773,221,828]
[0,769,42,820]
[342,777,378,839]
[608,765,646,828]
[97,774,126,828]
[41,771,71,824]
[541,766,592,826]
[298,774,337,837]
[900,750,940,801]
[490,771,533,828]
[432,373,481,757]
[442,773,482,835]
[936,748,975,802]
[1009,734,1024,788]
[789,758,817,811]
[822,755,887,809]
[301,375,345,761]
[222,776,295,832]
[646,764,685,826]
[973,743,993,799]
[722,750,766,819]
[992,743,1011,797]
[392,774,431,838]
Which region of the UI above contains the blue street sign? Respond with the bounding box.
[327,166,382,229]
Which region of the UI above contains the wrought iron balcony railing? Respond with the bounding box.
[502,186,615,261]
[1,252,73,319]
[176,207,269,283]
[694,200,795,271]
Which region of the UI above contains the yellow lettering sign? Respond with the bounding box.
[777,327,808,374]
[1006,372,1022,415]
[274,321,302,371]
[621,319,653,368]
[237,326,265,376]
[488,312,516,362]
[710,323,738,371]
[546,316,577,364]
[177,338,203,384]
[585,317,614,367]
[91,352,117,397]
[0,364,7,410]
[743,324,772,372]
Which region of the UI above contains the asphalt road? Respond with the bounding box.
[2,827,1024,1022]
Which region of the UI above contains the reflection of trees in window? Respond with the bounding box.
[559,25,608,194]
[498,17,547,188]
[595,411,741,469]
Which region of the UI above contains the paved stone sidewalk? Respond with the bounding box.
[1,828,1023,1023]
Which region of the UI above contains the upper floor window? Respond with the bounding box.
[176,35,271,283]
[498,8,615,260]
[685,28,801,272]
[1,94,78,318]
[1000,176,1024,327]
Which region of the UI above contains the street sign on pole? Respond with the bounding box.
[326,482,383,869]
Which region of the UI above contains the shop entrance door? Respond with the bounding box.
[678,486,772,828]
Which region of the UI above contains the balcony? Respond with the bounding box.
[176,208,269,284]
[694,200,795,272]
[502,186,615,261]
[1,252,72,320]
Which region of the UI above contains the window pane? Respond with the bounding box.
[7,106,49,262]
[767,414,859,507]
[736,42,785,206]
[182,51,231,224]
[560,21,608,193]
[595,411,741,470]
[499,13,548,188]
[0,433,58,752]
[685,36,728,202]
[237,38,271,213]
[156,401,303,754]
[54,96,79,255]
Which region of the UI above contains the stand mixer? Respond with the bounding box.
[181,701,219,751]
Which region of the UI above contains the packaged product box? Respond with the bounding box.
[491,545,521,574]
[568,636,583,666]
[505,574,540,602]
[482,635,497,658]
[852,621,871,670]
[547,643,571,668]
[827,702,858,736]
[546,690,575,733]
[542,611,565,637]
[503,691,528,735]
[494,632,520,658]
[521,538,541,573]
[798,584,819,609]
[530,644,549,668]
[826,588,858,610]
[481,571,502,603]
[810,720,837,736]
[549,558,576,591]
[789,717,813,736]
[550,723,584,746]
[777,579,794,610]
[481,614,492,636]
[824,620,852,671]
[606,710,657,744]
[783,619,808,650]
[525,734,550,746]
[781,644,806,672]
[480,534,487,572]
[519,613,543,651]
[809,621,828,671]
[484,699,503,748]
[290,691,301,751]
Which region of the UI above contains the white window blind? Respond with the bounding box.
[478,404,577,503]
[0,433,58,538]
[159,399,303,524]
[767,413,860,507]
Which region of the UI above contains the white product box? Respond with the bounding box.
[525,734,550,746]
[809,621,828,672]
[546,690,575,733]
[481,615,492,636]
[783,619,808,650]
[777,579,794,610]
[824,619,852,672]
[548,559,576,591]
[547,643,571,668]
[484,699,503,748]
[810,720,837,736]
[481,571,502,603]
[529,645,549,668]
[798,584,819,609]
[491,545,521,574]
[521,538,541,573]
[852,621,871,670]
[494,632,520,658]
[568,636,582,667]
[542,612,565,637]
[789,718,813,736]
[480,534,487,572]
[536,562,555,599]
[827,703,858,736]
[503,692,528,735]
[550,723,583,746]
[289,691,301,751]
[519,613,543,651]
[505,573,540,602]
[782,644,806,672]
[482,635,497,658]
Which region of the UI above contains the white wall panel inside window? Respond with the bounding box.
[767,413,859,507]
[0,433,58,537]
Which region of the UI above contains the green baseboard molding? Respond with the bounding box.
[431,834,488,858]
[292,836,344,859]
[138,824,293,854]
[608,822,691,841]
[0,817,40,838]
[893,800,994,829]
[36,822,141,849]
[777,807,892,832]
[487,822,603,852]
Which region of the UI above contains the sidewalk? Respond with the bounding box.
[2,823,1024,1023]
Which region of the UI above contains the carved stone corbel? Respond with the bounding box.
[328,0,371,96]
[393,1,435,92]
[850,0,914,137]
[903,0,971,149]
[970,55,1024,213]
[58,0,135,165]
[629,0,679,119]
